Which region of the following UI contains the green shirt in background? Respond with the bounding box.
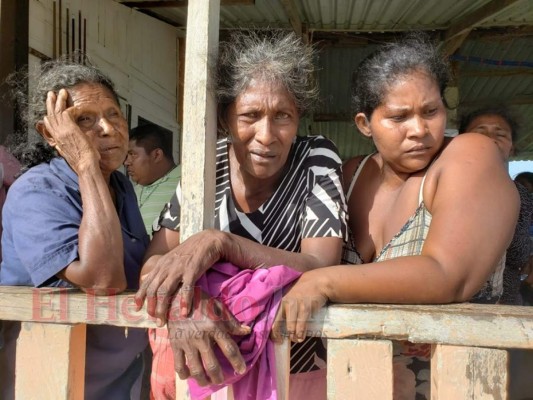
[134,165,181,237]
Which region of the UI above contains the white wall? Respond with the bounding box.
[29,0,180,161]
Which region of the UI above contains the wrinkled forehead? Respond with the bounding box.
[466,114,512,132]
[66,83,119,107]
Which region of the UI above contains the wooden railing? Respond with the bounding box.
[1,286,532,399]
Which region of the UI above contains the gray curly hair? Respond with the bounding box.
[216,30,318,117]
[8,56,119,170]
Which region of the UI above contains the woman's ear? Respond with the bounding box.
[218,114,229,136]
[35,121,58,147]
[355,113,372,138]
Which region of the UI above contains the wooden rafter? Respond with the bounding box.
[119,0,254,8]
[460,68,533,78]
[460,95,533,107]
[279,0,302,37]
[442,0,524,55]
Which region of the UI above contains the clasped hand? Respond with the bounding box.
[167,289,250,386]
[271,271,329,343]
[135,230,224,325]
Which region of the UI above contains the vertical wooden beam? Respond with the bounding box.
[431,344,508,399]
[274,339,291,399]
[444,85,459,132]
[279,0,302,37]
[179,0,219,241]
[15,322,86,399]
[176,0,220,398]
[176,36,186,164]
[327,339,393,399]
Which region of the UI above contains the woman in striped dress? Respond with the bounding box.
[135,31,347,399]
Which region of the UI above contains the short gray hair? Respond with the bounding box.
[216,30,318,116]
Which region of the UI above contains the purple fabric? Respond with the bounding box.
[188,262,301,400]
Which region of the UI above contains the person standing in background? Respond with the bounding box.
[0,145,21,261]
[458,106,532,305]
[124,123,181,237]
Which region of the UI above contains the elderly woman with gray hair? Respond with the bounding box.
[134,31,347,399]
[0,59,149,399]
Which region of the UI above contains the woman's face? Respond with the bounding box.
[356,69,447,174]
[225,79,299,181]
[464,114,513,161]
[67,83,129,174]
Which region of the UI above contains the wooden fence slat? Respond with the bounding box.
[274,338,291,399]
[431,344,508,399]
[327,339,393,400]
[15,322,86,400]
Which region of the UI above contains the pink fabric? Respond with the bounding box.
[288,369,327,400]
[188,262,301,400]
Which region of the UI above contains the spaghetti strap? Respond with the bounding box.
[418,157,439,205]
[346,154,373,200]
[418,174,427,205]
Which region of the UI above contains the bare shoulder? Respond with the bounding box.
[439,133,500,165]
[424,133,518,208]
[430,134,504,179]
[342,154,368,190]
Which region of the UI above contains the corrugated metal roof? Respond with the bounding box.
[457,35,533,158]
[114,0,533,159]
[119,0,531,31]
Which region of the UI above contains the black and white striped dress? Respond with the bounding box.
[158,135,348,373]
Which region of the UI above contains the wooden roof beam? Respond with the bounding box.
[119,0,254,8]
[442,0,523,56]
[460,94,533,107]
[279,0,303,38]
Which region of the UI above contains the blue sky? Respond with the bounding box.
[509,161,533,179]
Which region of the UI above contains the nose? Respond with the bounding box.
[254,117,275,145]
[124,154,131,167]
[97,117,116,136]
[484,128,498,141]
[406,115,427,139]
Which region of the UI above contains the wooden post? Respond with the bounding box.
[274,338,291,399]
[15,322,86,400]
[176,0,220,398]
[179,0,219,241]
[431,344,508,399]
[327,339,393,400]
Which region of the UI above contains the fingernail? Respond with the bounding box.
[156,318,163,327]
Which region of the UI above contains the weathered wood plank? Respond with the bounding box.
[0,287,158,329]
[431,344,508,399]
[1,288,532,349]
[175,0,220,397]
[327,339,393,400]
[274,338,290,399]
[307,303,533,349]
[179,0,219,240]
[15,322,86,399]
